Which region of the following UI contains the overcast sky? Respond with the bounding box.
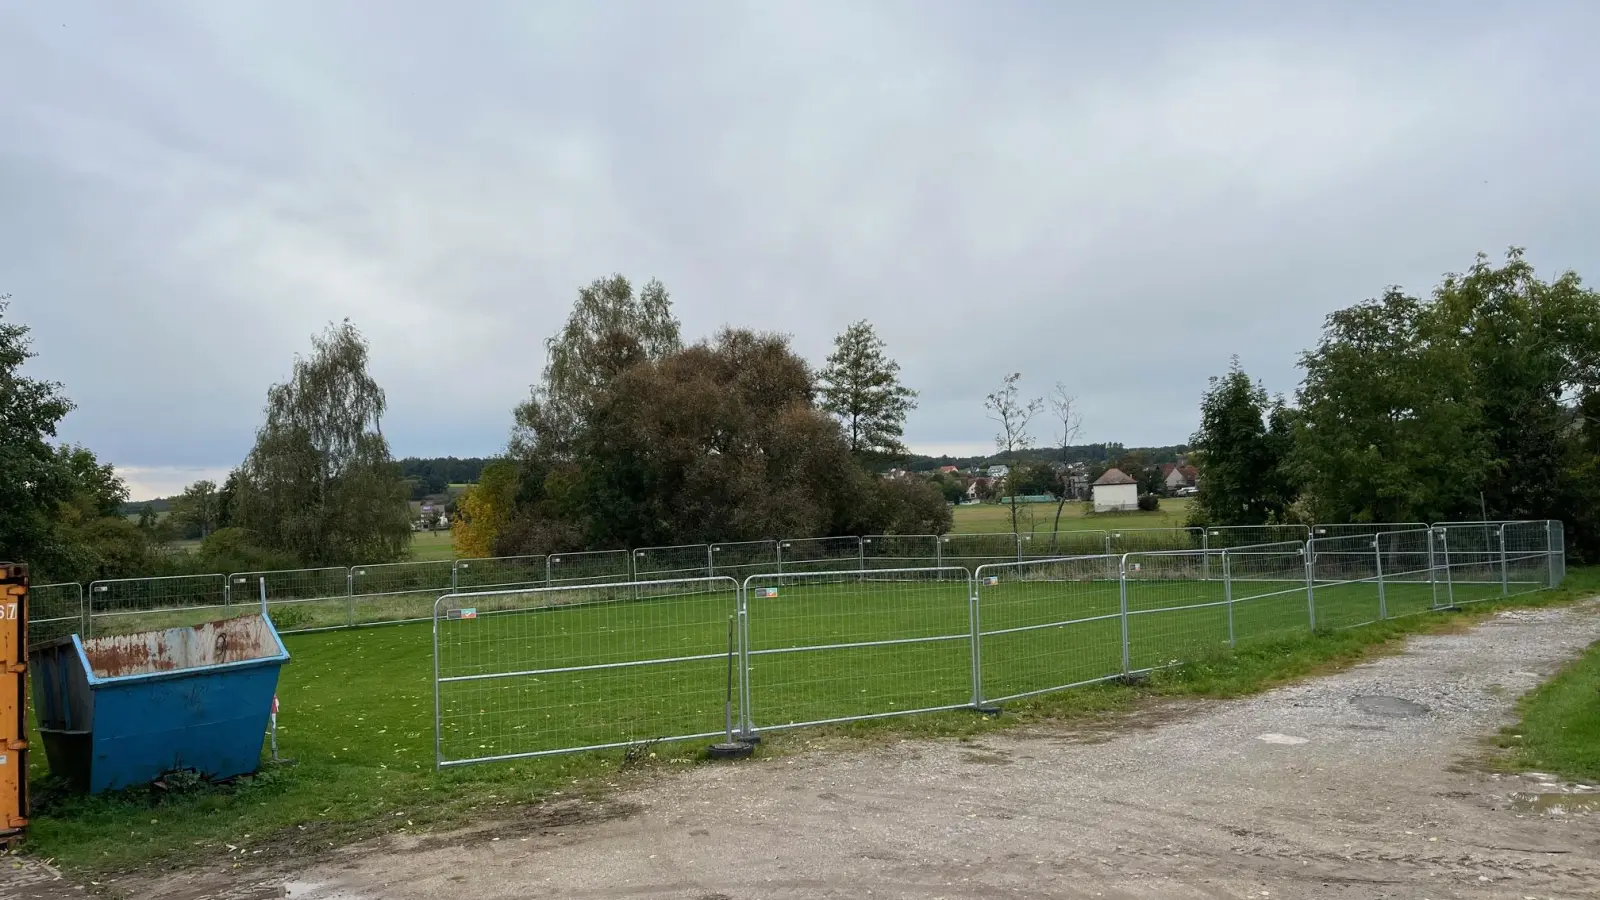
[5,1,1598,499]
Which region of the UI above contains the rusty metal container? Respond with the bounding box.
[30,615,289,793]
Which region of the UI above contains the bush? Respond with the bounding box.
[1137,493,1161,512]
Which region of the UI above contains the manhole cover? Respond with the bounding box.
[1350,695,1429,717]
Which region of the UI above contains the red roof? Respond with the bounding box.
[1093,467,1137,487]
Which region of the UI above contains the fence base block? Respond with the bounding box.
[707,741,755,760]
[968,703,1003,716]
[1115,672,1150,687]
[735,730,763,745]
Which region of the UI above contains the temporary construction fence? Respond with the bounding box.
[432,576,741,766]
[58,520,1565,640]
[29,582,83,646]
[431,521,1566,768]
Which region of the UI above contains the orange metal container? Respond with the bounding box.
[0,562,29,843]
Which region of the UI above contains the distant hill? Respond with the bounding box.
[907,444,1188,472]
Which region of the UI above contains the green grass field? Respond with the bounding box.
[1497,637,1600,782]
[24,556,1568,875]
[408,529,456,561]
[951,498,1194,533]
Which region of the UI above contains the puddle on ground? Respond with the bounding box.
[1350,695,1429,718]
[1509,792,1600,815]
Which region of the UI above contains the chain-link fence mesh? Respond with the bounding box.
[350,560,454,626]
[1310,522,1428,540]
[1223,541,1312,640]
[973,556,1123,703]
[28,582,83,645]
[938,533,1020,571]
[1107,527,1205,554]
[452,555,547,592]
[1021,530,1109,559]
[632,544,712,581]
[86,573,231,636]
[1306,535,1382,630]
[1433,522,1504,605]
[546,549,632,587]
[433,576,740,766]
[1122,551,1230,672]
[776,537,864,580]
[708,540,779,580]
[1374,528,1439,618]
[860,535,940,570]
[230,567,351,633]
[1204,524,1311,549]
[741,567,974,732]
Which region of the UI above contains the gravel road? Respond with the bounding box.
[12,601,1600,900]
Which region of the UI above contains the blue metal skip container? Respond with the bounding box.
[31,615,289,793]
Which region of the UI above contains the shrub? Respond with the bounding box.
[1137,493,1161,512]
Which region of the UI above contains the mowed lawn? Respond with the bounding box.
[951,498,1194,533]
[408,529,456,561]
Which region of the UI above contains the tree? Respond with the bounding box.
[453,460,521,559]
[1042,385,1084,547]
[1289,290,1485,524]
[0,294,79,576]
[232,320,411,566]
[137,503,158,530]
[169,479,222,539]
[1188,359,1295,526]
[817,320,918,462]
[984,373,1042,535]
[510,275,681,464]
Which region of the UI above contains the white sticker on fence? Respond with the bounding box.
[754,587,779,599]
[448,608,478,620]
[982,576,999,586]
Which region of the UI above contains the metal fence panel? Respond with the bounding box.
[1204,524,1311,549]
[229,567,351,633]
[86,573,230,637]
[1311,522,1427,539]
[1433,522,1505,605]
[939,533,1020,571]
[1306,535,1382,630]
[861,534,940,570]
[29,582,83,645]
[1224,541,1313,640]
[1121,551,1229,672]
[632,544,712,581]
[1374,528,1439,618]
[453,555,547,592]
[1021,530,1110,559]
[973,556,1124,704]
[433,576,741,767]
[709,540,780,579]
[1550,520,1567,587]
[777,537,864,578]
[1502,521,1552,597]
[546,549,632,587]
[351,560,455,626]
[742,567,974,732]
[1107,527,1204,554]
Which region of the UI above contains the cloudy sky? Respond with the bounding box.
[5,1,1598,499]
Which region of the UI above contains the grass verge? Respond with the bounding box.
[22,567,1599,881]
[1493,635,1600,782]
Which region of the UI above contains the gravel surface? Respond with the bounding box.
[13,601,1600,900]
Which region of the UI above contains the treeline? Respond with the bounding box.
[907,444,1188,471]
[452,278,948,559]
[398,457,490,500]
[1188,249,1600,561]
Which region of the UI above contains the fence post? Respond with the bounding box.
[1374,535,1387,620]
[1104,533,1113,556]
[1546,520,1556,588]
[858,537,866,572]
[1222,550,1235,648]
[1441,529,1455,607]
[545,555,555,586]
[346,568,355,629]
[258,576,268,620]
[1118,556,1131,676]
[1427,528,1440,609]
[706,545,716,579]
[935,537,943,568]
[968,572,984,708]
[1499,525,1509,597]
[1013,532,1023,563]
[736,584,757,740]
[1202,529,1211,582]
[1304,543,1317,632]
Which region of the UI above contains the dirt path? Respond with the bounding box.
[17,602,1600,900]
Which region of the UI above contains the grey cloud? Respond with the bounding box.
[3,0,1598,496]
